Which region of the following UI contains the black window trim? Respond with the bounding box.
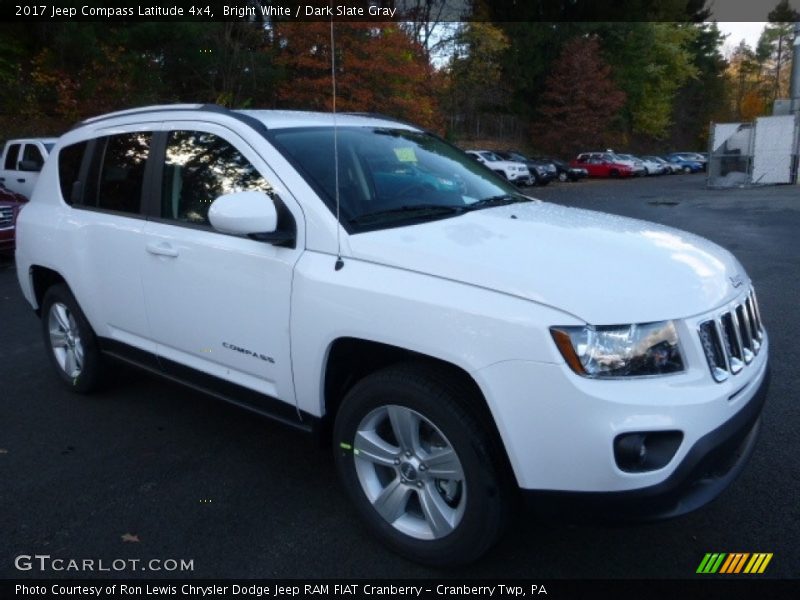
[69,132,151,221]
[60,125,298,245]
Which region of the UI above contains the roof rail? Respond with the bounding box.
[70,103,268,135]
[77,104,205,126]
[343,112,418,128]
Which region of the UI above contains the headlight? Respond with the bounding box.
[550,321,684,378]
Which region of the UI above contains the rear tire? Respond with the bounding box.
[333,363,509,566]
[41,284,104,393]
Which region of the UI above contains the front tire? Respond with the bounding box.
[41,284,104,393]
[333,364,509,566]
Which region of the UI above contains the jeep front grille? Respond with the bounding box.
[0,206,13,228]
[698,289,764,383]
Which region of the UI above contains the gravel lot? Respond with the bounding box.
[1,173,798,579]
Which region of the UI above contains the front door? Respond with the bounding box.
[140,124,303,409]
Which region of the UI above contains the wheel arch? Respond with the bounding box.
[29,265,68,316]
[321,337,517,487]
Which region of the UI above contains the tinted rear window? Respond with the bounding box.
[58,142,88,205]
[85,132,151,215]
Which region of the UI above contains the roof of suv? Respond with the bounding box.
[74,104,419,133]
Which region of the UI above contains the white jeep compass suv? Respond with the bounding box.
[15,105,769,566]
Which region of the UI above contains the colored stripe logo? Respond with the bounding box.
[697,553,773,574]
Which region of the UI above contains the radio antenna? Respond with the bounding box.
[330,12,344,271]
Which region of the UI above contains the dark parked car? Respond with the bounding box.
[496,151,557,186]
[0,183,28,254]
[539,157,588,182]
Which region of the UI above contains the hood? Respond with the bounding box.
[347,202,746,324]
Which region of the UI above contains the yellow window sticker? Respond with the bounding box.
[394,147,417,162]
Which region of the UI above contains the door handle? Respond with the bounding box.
[0,177,5,182]
[17,178,25,183]
[146,241,179,258]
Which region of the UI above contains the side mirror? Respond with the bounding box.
[19,160,42,172]
[209,191,293,245]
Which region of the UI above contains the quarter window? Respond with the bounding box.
[58,141,88,205]
[160,130,274,226]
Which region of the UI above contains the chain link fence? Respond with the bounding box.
[707,115,799,188]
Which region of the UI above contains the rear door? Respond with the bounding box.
[17,143,47,198]
[66,126,160,358]
[0,143,22,195]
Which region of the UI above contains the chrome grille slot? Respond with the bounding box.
[699,321,728,382]
[735,304,754,363]
[720,313,744,374]
[698,287,765,383]
[0,206,13,228]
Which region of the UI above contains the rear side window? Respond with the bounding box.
[85,132,151,215]
[58,141,88,205]
[160,130,273,226]
[4,144,20,170]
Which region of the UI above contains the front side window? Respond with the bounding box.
[22,144,45,169]
[270,127,525,231]
[160,130,274,226]
[85,132,151,215]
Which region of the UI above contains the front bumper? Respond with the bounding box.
[474,324,769,502]
[509,172,531,184]
[522,365,769,520]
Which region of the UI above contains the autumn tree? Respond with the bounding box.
[443,22,511,138]
[598,23,699,139]
[669,23,729,149]
[726,41,768,120]
[274,22,442,131]
[533,36,626,157]
[756,0,799,104]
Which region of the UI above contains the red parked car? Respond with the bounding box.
[570,152,635,178]
[0,184,28,255]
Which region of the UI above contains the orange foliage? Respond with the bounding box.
[275,22,442,132]
[739,91,766,121]
[534,37,627,157]
[31,46,140,122]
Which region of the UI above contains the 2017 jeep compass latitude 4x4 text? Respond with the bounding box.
[15,105,769,566]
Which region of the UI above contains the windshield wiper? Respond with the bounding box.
[464,194,530,211]
[349,204,465,225]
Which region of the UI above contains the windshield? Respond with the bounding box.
[270,127,525,231]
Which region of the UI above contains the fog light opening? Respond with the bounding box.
[614,431,683,473]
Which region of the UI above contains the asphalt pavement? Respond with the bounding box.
[1,174,798,579]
